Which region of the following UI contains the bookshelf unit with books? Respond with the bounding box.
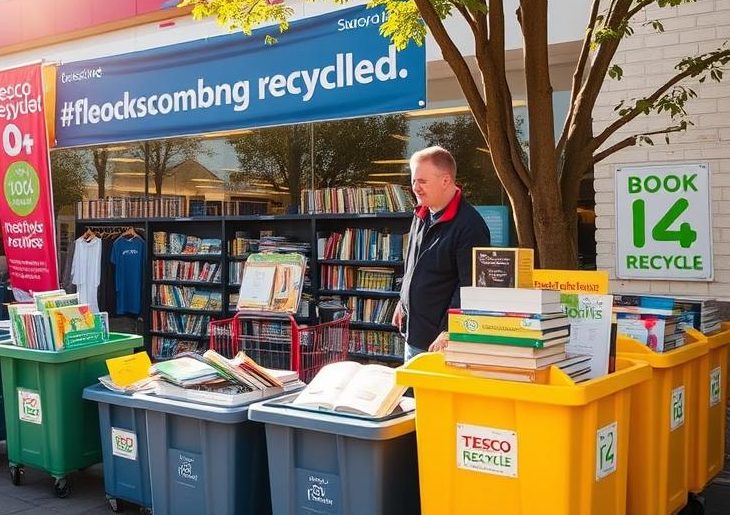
[76,186,415,363]
[313,213,411,363]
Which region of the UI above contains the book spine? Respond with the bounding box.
[448,332,545,348]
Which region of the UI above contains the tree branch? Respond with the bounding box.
[412,0,487,128]
[556,0,601,158]
[451,2,477,34]
[592,49,730,151]
[593,124,687,164]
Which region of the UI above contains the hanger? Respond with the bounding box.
[122,226,138,239]
[82,227,97,242]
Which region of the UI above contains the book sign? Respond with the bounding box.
[456,423,517,477]
[709,367,721,407]
[615,163,712,280]
[111,427,138,461]
[17,388,42,424]
[671,385,685,431]
[596,422,617,480]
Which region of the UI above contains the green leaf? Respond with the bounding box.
[608,64,624,80]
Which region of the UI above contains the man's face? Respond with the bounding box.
[411,159,448,208]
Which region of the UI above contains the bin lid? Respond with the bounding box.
[84,382,292,424]
[248,393,416,440]
[0,333,142,363]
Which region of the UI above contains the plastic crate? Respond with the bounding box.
[687,324,730,493]
[249,394,420,515]
[82,384,153,513]
[397,353,651,515]
[140,391,275,515]
[0,333,142,497]
[617,335,707,515]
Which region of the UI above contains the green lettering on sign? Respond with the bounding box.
[631,198,697,250]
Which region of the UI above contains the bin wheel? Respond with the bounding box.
[54,477,70,498]
[9,465,22,486]
[680,494,705,515]
[107,497,123,512]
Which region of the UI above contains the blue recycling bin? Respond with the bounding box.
[249,394,420,515]
[82,384,153,513]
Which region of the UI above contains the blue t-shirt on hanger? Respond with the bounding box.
[111,235,145,316]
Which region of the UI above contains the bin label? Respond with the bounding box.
[456,423,517,477]
[671,385,685,431]
[710,367,722,407]
[172,450,201,485]
[295,468,342,514]
[111,427,138,461]
[17,389,41,425]
[596,422,617,480]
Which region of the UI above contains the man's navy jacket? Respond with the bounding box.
[400,189,491,351]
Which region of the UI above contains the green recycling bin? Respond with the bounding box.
[0,333,141,497]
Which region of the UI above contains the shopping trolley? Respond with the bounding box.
[208,311,351,382]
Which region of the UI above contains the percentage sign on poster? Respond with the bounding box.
[2,123,35,157]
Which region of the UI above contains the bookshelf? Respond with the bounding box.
[76,209,412,362]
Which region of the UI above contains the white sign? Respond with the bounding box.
[615,163,712,280]
[596,422,618,480]
[456,423,517,477]
[671,385,685,431]
[710,367,722,407]
[17,388,42,424]
[111,428,138,461]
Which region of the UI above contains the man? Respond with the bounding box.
[393,146,491,361]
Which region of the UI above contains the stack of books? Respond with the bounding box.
[613,294,687,351]
[446,287,591,383]
[673,296,721,334]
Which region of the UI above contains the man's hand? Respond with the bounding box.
[428,331,449,352]
[392,302,403,331]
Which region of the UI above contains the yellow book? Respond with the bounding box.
[472,247,534,288]
[448,313,568,338]
[106,352,152,387]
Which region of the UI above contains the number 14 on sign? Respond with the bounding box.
[631,198,697,249]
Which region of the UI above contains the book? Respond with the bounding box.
[443,349,566,369]
[448,332,569,348]
[106,351,152,387]
[472,247,534,288]
[448,314,569,339]
[448,309,569,331]
[561,293,613,379]
[237,253,306,313]
[460,287,562,314]
[46,304,102,350]
[445,361,552,383]
[150,356,221,387]
[445,340,566,358]
[291,361,406,418]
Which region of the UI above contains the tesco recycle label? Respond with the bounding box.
[456,423,517,477]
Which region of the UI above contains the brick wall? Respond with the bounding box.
[593,0,730,298]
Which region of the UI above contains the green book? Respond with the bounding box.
[448,332,568,349]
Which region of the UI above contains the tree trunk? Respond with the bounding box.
[155,171,163,196]
[531,194,578,269]
[97,173,106,198]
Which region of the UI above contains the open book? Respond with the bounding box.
[291,361,406,418]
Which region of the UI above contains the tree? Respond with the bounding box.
[130,138,206,196]
[50,149,89,215]
[227,115,407,209]
[180,0,730,267]
[92,149,109,198]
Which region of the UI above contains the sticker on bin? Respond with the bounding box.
[17,389,42,425]
[671,385,685,431]
[596,422,617,480]
[456,423,517,477]
[174,451,201,485]
[111,427,138,461]
[295,468,342,514]
[710,367,722,407]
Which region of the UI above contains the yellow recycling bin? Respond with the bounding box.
[396,353,651,515]
[687,323,730,493]
[617,335,708,515]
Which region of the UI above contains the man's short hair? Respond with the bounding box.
[410,146,456,179]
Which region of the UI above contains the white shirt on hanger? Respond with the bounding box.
[71,237,102,313]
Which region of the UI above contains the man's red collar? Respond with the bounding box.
[414,188,462,223]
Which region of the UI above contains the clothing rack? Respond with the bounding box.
[82,225,145,238]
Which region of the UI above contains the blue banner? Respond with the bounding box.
[55,5,426,147]
[475,205,511,247]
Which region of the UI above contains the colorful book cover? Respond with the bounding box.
[448,332,568,348]
[46,304,99,350]
[448,313,568,335]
